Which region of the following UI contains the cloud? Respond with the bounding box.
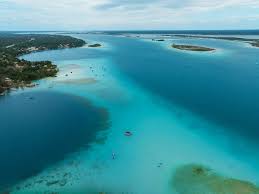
[0,0,259,30]
[95,0,259,10]
[96,0,160,9]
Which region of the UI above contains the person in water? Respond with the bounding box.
[112,152,116,160]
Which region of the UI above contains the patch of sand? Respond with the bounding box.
[55,78,97,85]
[172,164,259,194]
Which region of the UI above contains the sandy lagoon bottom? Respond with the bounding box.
[8,40,259,193]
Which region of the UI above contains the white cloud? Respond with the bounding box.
[0,0,259,30]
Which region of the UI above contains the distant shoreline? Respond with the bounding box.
[173,35,259,48]
[92,29,259,34]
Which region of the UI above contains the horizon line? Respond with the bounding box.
[1,29,259,32]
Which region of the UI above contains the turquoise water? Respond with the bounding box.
[4,33,259,193]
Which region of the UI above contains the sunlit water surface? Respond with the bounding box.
[2,33,259,193]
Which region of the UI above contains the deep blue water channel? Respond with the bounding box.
[0,91,108,189]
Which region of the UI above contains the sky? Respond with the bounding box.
[0,0,259,30]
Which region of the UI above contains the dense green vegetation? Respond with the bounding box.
[0,33,86,94]
[172,44,215,51]
[251,41,259,47]
[152,39,165,41]
[88,43,102,47]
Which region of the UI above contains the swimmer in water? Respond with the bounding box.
[112,152,116,160]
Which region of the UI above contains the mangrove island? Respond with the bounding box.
[88,43,102,48]
[152,39,165,42]
[172,44,215,52]
[0,33,86,95]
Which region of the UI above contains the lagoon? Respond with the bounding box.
[2,32,259,193]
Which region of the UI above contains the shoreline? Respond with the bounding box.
[0,34,86,96]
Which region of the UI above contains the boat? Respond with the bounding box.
[124,131,133,136]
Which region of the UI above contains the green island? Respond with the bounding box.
[172,44,215,51]
[88,43,102,47]
[174,35,259,48]
[152,39,165,41]
[0,33,86,95]
[172,164,259,194]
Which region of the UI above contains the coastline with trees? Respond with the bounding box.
[0,33,86,95]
